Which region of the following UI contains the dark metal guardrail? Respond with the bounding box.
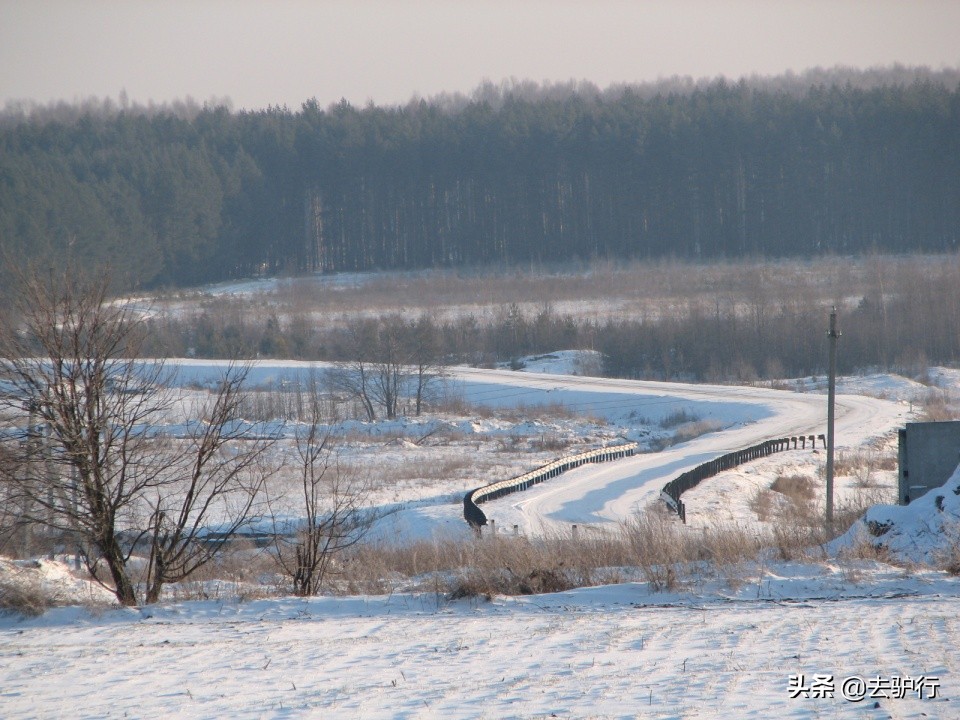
[661,433,825,523]
[463,442,639,529]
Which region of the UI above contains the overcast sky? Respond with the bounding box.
[2,0,959,111]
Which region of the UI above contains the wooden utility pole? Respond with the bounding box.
[826,307,840,535]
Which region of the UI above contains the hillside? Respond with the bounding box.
[2,67,959,290]
[0,360,955,718]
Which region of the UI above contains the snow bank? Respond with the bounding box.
[832,463,960,565]
[0,558,116,613]
[499,349,603,375]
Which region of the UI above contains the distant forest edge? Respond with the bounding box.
[2,67,959,290]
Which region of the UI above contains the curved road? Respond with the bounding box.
[452,368,909,536]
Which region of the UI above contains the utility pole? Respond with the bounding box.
[826,307,840,536]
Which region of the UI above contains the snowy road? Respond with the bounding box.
[163,360,910,538]
[0,364,947,720]
[452,368,909,535]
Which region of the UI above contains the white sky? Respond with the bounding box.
[2,0,959,111]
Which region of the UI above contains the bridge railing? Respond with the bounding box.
[661,433,825,523]
[463,442,639,529]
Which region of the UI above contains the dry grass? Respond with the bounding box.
[750,473,820,530]
[650,419,724,451]
[338,529,632,598]
[768,519,825,561]
[835,527,894,564]
[0,565,54,617]
[385,456,477,483]
[658,408,702,429]
[770,474,816,504]
[936,527,960,576]
[159,542,280,601]
[621,509,688,591]
[622,509,774,590]
[918,390,958,422]
[833,448,897,487]
[750,488,776,522]
[319,508,790,598]
[748,463,895,559]
[318,500,894,598]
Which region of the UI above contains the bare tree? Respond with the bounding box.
[142,368,276,603]
[327,315,446,421]
[0,266,274,605]
[407,315,445,417]
[271,396,374,596]
[0,443,35,556]
[326,359,378,421]
[330,318,379,421]
[368,319,405,420]
[328,318,403,421]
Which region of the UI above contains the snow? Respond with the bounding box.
[100,357,912,543]
[450,366,907,538]
[497,349,603,376]
[788,371,932,402]
[832,462,960,565]
[0,558,116,608]
[5,357,960,717]
[2,562,959,718]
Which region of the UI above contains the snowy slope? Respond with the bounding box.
[833,463,960,565]
[135,359,910,540]
[0,362,954,719]
[1,565,958,719]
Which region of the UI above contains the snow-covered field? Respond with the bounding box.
[159,352,912,541]
[4,355,960,718]
[2,561,958,718]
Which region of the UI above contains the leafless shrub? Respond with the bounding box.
[621,509,687,591]
[167,541,276,586]
[651,420,724,451]
[658,408,702,429]
[530,435,570,453]
[428,386,479,417]
[935,523,960,575]
[835,528,893,564]
[833,487,896,537]
[769,519,824,561]
[770,474,817,504]
[0,565,54,617]
[918,390,957,421]
[749,488,776,522]
[238,377,341,423]
[269,412,380,596]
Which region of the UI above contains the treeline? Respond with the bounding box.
[2,68,960,289]
[139,256,960,382]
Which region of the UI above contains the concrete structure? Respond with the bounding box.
[898,421,960,504]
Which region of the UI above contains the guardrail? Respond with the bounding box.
[661,433,825,523]
[463,442,639,530]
